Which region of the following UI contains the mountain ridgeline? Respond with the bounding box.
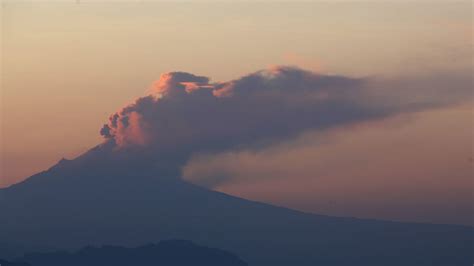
[6,240,246,266]
[0,259,30,266]
[0,144,472,266]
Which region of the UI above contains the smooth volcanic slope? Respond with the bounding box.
[0,146,472,266]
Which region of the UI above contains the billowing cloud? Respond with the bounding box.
[101,66,374,151]
[99,66,472,175]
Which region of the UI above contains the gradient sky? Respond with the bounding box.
[183,104,473,225]
[1,1,472,224]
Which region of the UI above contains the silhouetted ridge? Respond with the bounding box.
[21,240,247,266]
[0,259,30,266]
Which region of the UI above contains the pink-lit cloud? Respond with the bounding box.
[100,66,471,156]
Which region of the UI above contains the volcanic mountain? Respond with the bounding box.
[0,143,472,266]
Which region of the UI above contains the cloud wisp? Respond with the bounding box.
[182,105,473,225]
[98,66,472,179]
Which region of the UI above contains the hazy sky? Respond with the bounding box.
[184,104,473,225]
[1,1,472,224]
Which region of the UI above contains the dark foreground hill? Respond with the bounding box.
[0,145,472,266]
[17,240,247,266]
[0,259,30,266]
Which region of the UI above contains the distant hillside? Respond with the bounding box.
[19,240,247,266]
[0,259,30,266]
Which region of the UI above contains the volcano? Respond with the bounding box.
[0,144,472,266]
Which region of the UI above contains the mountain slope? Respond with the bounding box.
[0,146,472,266]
